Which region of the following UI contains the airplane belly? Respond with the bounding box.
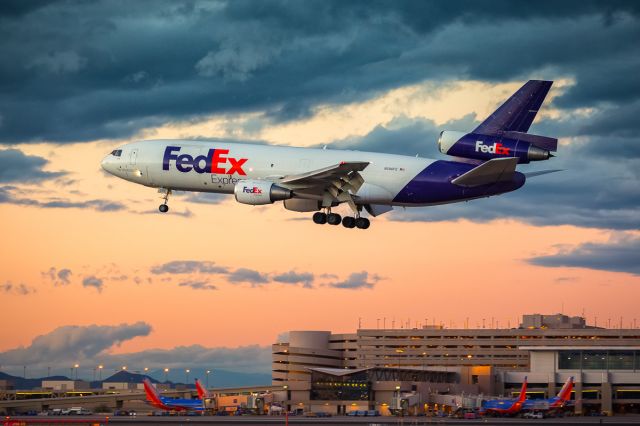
[392,160,524,205]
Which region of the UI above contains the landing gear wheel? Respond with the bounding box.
[355,217,370,229]
[159,204,169,213]
[312,212,327,224]
[342,216,356,228]
[327,213,342,225]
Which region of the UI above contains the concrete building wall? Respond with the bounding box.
[530,351,556,372]
[289,331,331,349]
[41,380,89,391]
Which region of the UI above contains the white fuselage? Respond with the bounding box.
[101,139,437,206]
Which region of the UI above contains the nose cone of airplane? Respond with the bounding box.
[101,155,116,175]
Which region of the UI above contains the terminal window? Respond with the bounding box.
[558,350,637,370]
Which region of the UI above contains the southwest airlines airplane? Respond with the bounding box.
[143,379,204,412]
[481,376,574,417]
[522,376,574,411]
[102,80,558,229]
[480,377,528,416]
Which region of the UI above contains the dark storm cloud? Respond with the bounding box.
[43,267,73,286]
[227,268,269,285]
[0,186,127,212]
[152,261,326,289]
[181,192,226,204]
[0,0,638,143]
[272,271,314,288]
[528,234,640,276]
[177,280,217,291]
[327,271,381,290]
[0,322,271,375]
[0,322,152,366]
[150,260,228,275]
[338,110,639,231]
[0,149,66,182]
[327,114,477,157]
[82,275,104,292]
[0,281,35,295]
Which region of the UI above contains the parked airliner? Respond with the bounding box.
[143,379,204,412]
[522,376,574,411]
[480,377,528,416]
[102,80,558,229]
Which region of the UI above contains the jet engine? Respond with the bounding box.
[438,130,557,164]
[234,180,292,205]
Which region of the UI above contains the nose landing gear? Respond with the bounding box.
[158,188,171,213]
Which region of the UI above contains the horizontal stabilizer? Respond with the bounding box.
[523,169,563,178]
[502,131,558,152]
[452,158,518,187]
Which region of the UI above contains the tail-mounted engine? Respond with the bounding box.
[438,130,557,164]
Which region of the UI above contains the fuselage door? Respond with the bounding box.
[129,148,138,165]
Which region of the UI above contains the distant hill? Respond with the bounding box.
[0,368,271,390]
[103,370,160,384]
[0,372,71,390]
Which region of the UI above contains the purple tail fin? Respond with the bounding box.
[474,80,553,136]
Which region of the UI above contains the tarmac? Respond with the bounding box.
[4,415,640,426]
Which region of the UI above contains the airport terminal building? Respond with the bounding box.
[273,314,640,415]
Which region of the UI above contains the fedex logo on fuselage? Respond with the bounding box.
[162,146,247,175]
[243,186,262,194]
[475,141,510,155]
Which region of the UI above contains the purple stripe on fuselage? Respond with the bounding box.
[392,160,525,204]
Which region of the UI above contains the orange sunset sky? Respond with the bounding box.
[0,1,638,380]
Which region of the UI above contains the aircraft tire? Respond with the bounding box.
[355,217,370,229]
[312,212,327,224]
[327,213,341,225]
[159,204,169,213]
[342,217,356,228]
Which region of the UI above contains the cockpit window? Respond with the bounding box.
[110,149,122,157]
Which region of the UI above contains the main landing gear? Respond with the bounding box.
[158,189,171,213]
[312,210,370,229]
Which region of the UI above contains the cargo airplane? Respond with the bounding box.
[102,80,558,229]
[142,379,204,412]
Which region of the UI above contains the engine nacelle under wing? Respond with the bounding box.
[234,180,292,205]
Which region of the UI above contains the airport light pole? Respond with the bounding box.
[164,368,169,383]
[185,369,190,384]
[98,365,103,380]
[144,367,149,377]
[206,370,211,388]
[74,364,79,380]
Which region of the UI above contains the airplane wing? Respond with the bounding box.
[452,158,518,187]
[473,80,553,136]
[280,161,369,208]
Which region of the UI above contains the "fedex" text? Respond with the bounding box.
[162,146,247,175]
[475,141,510,155]
[242,186,262,194]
